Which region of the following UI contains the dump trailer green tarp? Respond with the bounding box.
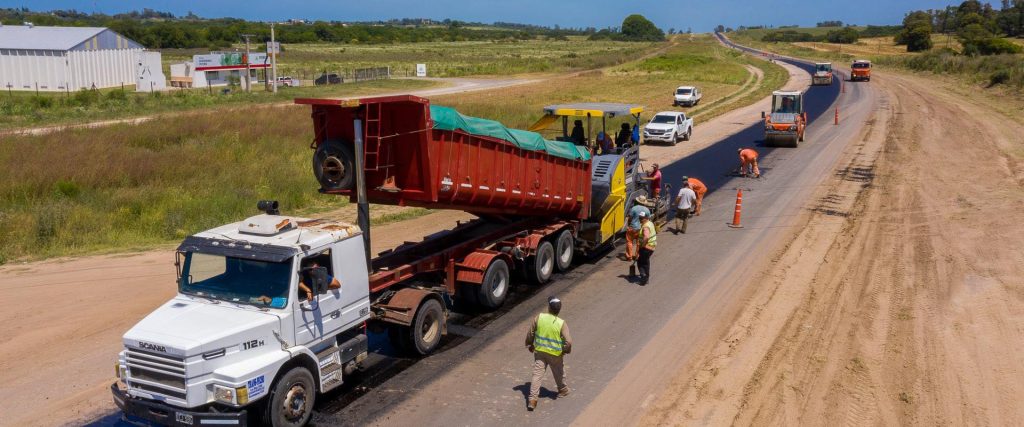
[430,105,592,161]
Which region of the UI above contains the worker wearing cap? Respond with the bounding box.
[641,163,662,198]
[526,297,573,411]
[625,195,652,261]
[674,179,697,234]
[738,148,760,178]
[685,176,707,216]
[637,210,656,285]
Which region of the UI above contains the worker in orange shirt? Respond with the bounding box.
[683,176,707,216]
[737,148,760,178]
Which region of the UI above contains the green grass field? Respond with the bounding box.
[0,34,787,263]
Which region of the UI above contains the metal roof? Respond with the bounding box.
[542,103,645,118]
[0,25,109,50]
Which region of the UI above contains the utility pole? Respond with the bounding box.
[241,34,255,92]
[271,23,278,94]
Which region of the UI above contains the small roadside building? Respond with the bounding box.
[170,52,269,89]
[0,24,163,92]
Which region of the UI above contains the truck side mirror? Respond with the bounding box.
[305,266,330,294]
[761,111,765,119]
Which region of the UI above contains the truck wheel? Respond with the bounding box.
[263,366,315,427]
[477,259,510,309]
[671,132,679,145]
[683,128,691,141]
[554,230,574,272]
[313,139,355,191]
[527,241,555,284]
[411,299,444,355]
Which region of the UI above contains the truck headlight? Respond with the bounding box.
[115,362,127,380]
[214,384,250,405]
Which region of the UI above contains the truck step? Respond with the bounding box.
[319,362,344,392]
[316,345,341,370]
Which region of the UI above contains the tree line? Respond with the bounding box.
[0,8,600,49]
[897,0,1023,54]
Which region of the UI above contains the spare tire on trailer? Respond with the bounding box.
[313,139,355,190]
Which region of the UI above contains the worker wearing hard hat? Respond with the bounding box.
[624,195,652,261]
[637,210,656,286]
[526,296,573,411]
[685,177,707,216]
[738,148,760,178]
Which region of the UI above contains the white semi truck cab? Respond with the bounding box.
[112,202,374,427]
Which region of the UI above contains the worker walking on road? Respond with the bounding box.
[686,176,708,216]
[526,297,573,411]
[625,196,652,261]
[674,179,697,234]
[637,211,656,285]
[738,148,760,178]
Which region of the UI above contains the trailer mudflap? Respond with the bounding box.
[374,287,437,327]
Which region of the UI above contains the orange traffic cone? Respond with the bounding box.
[834,107,839,125]
[728,188,744,228]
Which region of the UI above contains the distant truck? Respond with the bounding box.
[812,63,833,86]
[643,111,693,145]
[762,90,807,147]
[673,86,702,107]
[851,59,871,82]
[111,96,670,427]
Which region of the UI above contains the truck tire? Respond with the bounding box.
[671,132,679,145]
[477,259,510,309]
[313,139,355,191]
[411,299,444,355]
[263,366,315,427]
[554,230,574,272]
[683,128,691,141]
[527,241,555,284]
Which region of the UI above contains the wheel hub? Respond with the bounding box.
[321,156,347,184]
[282,384,308,421]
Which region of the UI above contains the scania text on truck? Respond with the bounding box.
[112,95,668,426]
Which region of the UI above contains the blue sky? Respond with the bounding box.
[9,0,963,32]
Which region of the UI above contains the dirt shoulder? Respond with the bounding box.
[640,69,1024,425]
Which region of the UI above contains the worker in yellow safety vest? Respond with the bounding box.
[525,296,573,411]
[637,210,657,285]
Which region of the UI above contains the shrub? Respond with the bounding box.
[105,89,129,102]
[826,27,860,44]
[30,96,55,109]
[71,88,101,106]
[989,69,1011,86]
[976,38,1023,55]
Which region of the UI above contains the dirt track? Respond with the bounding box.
[640,70,1024,425]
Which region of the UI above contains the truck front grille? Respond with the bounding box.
[125,348,187,400]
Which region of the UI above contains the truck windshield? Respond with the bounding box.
[178,252,291,308]
[816,64,831,72]
[676,89,692,95]
[650,115,676,124]
[852,62,870,69]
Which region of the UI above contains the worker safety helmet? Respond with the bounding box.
[638,211,648,218]
[681,175,689,181]
[548,296,562,313]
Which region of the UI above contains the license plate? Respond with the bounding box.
[176,412,194,425]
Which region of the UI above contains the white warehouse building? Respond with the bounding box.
[0,24,152,92]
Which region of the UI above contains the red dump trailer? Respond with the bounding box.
[296,94,593,219]
[294,95,658,355]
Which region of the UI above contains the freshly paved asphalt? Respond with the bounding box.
[305,37,879,426]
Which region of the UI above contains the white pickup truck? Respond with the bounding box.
[643,111,693,145]
[673,86,702,107]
